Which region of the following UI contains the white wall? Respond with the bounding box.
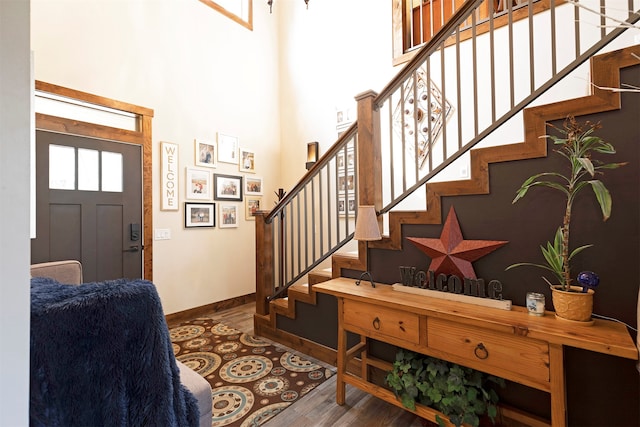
[30,0,282,314]
[276,0,398,189]
[30,0,398,314]
[0,1,31,424]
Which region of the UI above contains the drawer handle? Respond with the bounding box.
[474,343,489,360]
[372,317,381,330]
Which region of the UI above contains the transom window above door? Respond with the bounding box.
[49,144,123,193]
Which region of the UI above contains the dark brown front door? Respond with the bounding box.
[31,130,143,282]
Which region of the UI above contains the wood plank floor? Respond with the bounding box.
[181,302,423,427]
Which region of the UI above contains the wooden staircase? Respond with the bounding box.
[254,44,640,366]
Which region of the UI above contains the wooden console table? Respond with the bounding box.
[314,278,638,427]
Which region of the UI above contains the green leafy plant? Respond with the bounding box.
[506,116,626,290]
[385,349,505,427]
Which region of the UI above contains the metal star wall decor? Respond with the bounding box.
[406,207,508,279]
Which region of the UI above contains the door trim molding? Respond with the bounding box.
[35,81,154,280]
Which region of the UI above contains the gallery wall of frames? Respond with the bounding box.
[160,132,264,230]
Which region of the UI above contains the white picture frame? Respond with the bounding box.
[185,167,211,200]
[338,170,355,194]
[338,195,356,217]
[245,196,262,220]
[219,203,239,228]
[194,139,216,168]
[239,148,255,173]
[217,132,239,164]
[245,176,263,196]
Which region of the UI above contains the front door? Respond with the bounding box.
[31,130,143,282]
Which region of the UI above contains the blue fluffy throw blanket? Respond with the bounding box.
[30,277,199,427]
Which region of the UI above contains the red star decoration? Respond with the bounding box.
[406,207,508,279]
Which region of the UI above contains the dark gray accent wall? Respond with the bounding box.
[278,65,640,425]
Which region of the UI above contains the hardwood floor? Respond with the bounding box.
[180,302,423,427]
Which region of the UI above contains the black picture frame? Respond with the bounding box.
[214,173,243,201]
[184,202,216,228]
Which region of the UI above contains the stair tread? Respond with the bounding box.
[272,298,288,307]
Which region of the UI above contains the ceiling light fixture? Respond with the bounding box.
[268,0,309,14]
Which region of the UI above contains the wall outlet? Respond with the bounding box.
[154,228,171,240]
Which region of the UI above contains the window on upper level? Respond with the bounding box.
[199,0,253,30]
[392,0,545,65]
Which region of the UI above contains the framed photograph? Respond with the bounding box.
[338,196,356,217]
[194,139,216,168]
[347,196,356,216]
[185,167,212,200]
[184,202,215,228]
[346,149,355,168]
[217,132,239,164]
[214,173,243,201]
[336,147,355,171]
[336,106,354,136]
[219,203,239,228]
[245,176,263,195]
[239,148,255,173]
[245,196,262,220]
[338,170,355,194]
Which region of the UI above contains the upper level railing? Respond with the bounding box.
[375,0,639,216]
[255,0,640,314]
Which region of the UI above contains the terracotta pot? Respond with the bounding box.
[550,285,594,323]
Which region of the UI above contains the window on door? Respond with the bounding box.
[49,144,123,193]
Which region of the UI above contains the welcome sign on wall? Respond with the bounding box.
[161,142,179,211]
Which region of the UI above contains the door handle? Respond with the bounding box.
[123,245,140,253]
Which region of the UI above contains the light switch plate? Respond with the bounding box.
[154,228,171,240]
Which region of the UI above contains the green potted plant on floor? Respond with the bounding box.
[385,349,505,427]
[506,116,626,322]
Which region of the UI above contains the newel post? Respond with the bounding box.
[354,90,383,268]
[355,90,382,215]
[254,211,273,316]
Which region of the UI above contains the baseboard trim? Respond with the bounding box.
[165,293,256,324]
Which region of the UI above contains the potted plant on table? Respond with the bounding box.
[506,116,627,322]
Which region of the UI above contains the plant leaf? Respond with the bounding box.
[592,142,616,154]
[401,393,416,411]
[568,244,593,261]
[596,161,627,170]
[589,180,612,220]
[576,157,595,176]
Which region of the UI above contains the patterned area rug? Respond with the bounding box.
[169,318,333,427]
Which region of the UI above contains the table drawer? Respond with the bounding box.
[343,299,420,345]
[427,318,550,383]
